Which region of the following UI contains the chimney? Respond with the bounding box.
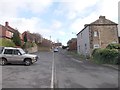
[5,22,9,26]
[99,16,105,19]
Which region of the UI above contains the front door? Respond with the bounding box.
[12,49,23,63]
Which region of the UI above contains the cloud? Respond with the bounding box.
[70,13,98,33]
[25,0,53,14]
[99,0,119,22]
[51,20,62,29]
[1,17,42,33]
[69,0,119,34]
[0,0,53,18]
[58,31,66,36]
[55,0,99,20]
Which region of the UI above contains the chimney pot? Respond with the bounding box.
[99,16,105,19]
[5,22,9,26]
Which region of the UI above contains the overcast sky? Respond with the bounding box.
[0,0,119,45]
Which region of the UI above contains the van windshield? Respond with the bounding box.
[18,48,26,55]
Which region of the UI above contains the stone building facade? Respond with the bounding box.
[77,16,119,56]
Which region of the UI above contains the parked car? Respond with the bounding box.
[54,48,58,52]
[0,47,38,66]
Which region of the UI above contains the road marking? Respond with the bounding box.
[51,52,54,88]
[71,58,83,63]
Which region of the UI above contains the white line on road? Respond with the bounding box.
[51,52,54,88]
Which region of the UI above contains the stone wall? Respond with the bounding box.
[91,25,119,49]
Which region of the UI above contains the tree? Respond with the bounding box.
[24,32,27,43]
[32,33,42,44]
[12,30,21,46]
[23,32,28,51]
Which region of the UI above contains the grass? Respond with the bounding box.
[38,46,51,51]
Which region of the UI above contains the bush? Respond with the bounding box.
[106,43,120,49]
[116,52,120,64]
[0,38,15,47]
[92,48,119,64]
[62,46,68,49]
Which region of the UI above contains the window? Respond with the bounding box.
[94,44,99,49]
[78,46,80,51]
[4,49,13,54]
[13,50,21,55]
[85,44,87,50]
[94,31,98,37]
[6,31,13,38]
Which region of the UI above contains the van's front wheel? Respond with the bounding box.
[24,59,32,66]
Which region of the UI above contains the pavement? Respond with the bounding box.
[66,50,119,71]
[103,64,119,70]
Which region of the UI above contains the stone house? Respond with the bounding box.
[0,22,24,45]
[77,16,119,56]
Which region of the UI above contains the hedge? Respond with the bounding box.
[92,48,119,64]
[0,38,15,47]
[106,43,120,49]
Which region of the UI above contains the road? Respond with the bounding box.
[2,49,119,89]
[2,52,53,88]
[54,49,118,88]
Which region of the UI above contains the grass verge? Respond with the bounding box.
[67,50,86,60]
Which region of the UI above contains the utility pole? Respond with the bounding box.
[50,36,52,50]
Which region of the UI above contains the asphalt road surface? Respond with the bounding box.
[2,52,53,88]
[54,49,118,88]
[2,49,119,89]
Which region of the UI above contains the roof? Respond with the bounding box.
[0,25,13,33]
[77,16,118,35]
[77,26,88,36]
[67,38,77,44]
[90,16,117,25]
[5,26,17,33]
[4,47,21,50]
